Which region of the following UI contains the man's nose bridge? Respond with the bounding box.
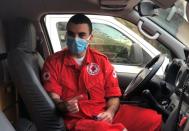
[75,34,80,38]
[73,33,79,38]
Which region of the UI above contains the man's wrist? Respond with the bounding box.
[53,99,68,113]
[106,97,120,117]
[56,101,67,111]
[107,107,116,116]
[53,98,63,104]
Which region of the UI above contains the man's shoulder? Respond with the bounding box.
[88,48,112,72]
[89,48,108,60]
[45,49,67,63]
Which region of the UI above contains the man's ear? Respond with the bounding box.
[89,34,93,41]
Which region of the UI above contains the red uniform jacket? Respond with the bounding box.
[42,47,124,130]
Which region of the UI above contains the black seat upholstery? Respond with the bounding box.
[7,19,65,131]
[0,21,9,86]
[0,20,15,131]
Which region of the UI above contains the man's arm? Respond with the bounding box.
[49,92,67,112]
[97,97,120,123]
[106,97,120,116]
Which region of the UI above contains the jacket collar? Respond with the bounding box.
[63,47,92,67]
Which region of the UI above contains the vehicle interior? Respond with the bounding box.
[0,0,189,131]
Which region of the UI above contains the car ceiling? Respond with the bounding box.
[0,0,181,58]
[0,0,177,20]
[0,0,134,20]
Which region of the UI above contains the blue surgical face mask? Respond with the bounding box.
[66,36,90,54]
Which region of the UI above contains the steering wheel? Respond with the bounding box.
[123,54,165,98]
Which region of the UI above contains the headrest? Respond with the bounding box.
[5,18,36,52]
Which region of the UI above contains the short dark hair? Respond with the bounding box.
[66,14,92,34]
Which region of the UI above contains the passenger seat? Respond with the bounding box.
[0,19,16,131]
[6,18,65,131]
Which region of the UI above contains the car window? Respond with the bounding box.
[92,23,149,65]
[56,22,67,49]
[116,18,173,60]
[44,15,171,75]
[56,21,151,66]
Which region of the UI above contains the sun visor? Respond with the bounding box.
[100,0,128,10]
[99,0,140,11]
[151,0,177,8]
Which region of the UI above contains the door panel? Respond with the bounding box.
[117,72,162,97]
[117,72,136,93]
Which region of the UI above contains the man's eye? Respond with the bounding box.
[67,31,74,37]
[79,33,86,38]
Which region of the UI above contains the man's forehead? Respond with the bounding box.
[67,23,90,32]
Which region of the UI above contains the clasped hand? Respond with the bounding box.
[64,95,83,113]
[58,95,115,123]
[96,111,115,123]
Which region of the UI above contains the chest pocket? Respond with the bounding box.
[88,73,104,86]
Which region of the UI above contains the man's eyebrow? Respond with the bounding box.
[79,32,87,35]
[67,31,87,35]
[67,31,74,34]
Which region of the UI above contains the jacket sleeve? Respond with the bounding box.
[104,59,122,98]
[42,56,62,96]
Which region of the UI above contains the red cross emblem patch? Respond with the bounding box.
[43,72,51,81]
[87,63,100,75]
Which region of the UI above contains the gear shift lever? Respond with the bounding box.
[142,89,169,118]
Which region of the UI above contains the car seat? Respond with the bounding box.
[0,20,16,131]
[6,18,66,131]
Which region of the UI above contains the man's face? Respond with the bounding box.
[67,23,91,39]
[66,23,93,57]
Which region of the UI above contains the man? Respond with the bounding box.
[42,14,162,131]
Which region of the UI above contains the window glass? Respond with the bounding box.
[116,18,172,60]
[56,21,151,65]
[56,22,67,49]
[45,14,175,76]
[92,23,135,65]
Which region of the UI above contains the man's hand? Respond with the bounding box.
[65,95,83,113]
[97,97,120,123]
[50,93,83,113]
[97,110,114,123]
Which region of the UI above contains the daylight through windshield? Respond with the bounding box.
[148,0,189,46]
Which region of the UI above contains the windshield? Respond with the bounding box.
[148,0,189,47]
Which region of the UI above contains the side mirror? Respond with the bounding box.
[129,43,144,65]
[138,1,159,16]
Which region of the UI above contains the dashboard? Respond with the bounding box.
[164,59,189,105]
[162,58,189,130]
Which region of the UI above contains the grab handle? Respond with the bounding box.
[138,20,160,40]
